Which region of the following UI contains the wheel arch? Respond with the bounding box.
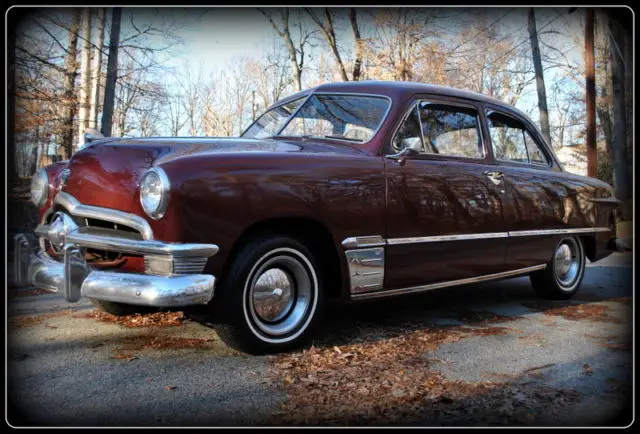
[217,216,347,301]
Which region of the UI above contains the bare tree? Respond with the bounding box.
[89,8,106,130]
[101,7,122,137]
[77,8,93,144]
[349,8,364,81]
[305,8,349,81]
[258,8,315,91]
[528,8,551,145]
[607,13,632,220]
[62,9,81,158]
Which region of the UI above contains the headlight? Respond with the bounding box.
[30,168,49,207]
[139,167,170,220]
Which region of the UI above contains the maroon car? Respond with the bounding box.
[14,81,623,354]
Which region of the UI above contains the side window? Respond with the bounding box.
[392,104,423,153]
[487,112,528,162]
[487,111,549,166]
[523,130,549,165]
[417,102,483,158]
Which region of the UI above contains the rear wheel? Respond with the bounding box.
[213,235,324,354]
[90,299,157,316]
[530,236,586,300]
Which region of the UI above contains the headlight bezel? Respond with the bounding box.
[30,168,49,208]
[139,167,170,220]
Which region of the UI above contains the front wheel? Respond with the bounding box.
[530,236,586,300]
[213,235,324,354]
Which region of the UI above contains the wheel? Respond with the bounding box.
[90,299,157,316]
[213,235,324,354]
[530,236,586,300]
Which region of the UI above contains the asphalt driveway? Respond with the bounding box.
[6,252,633,427]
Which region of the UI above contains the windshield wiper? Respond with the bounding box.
[323,135,364,142]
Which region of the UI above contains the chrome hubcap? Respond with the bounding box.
[247,251,315,339]
[553,238,581,288]
[252,268,295,322]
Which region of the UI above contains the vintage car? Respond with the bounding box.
[14,81,623,354]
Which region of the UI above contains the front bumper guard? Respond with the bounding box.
[13,229,218,308]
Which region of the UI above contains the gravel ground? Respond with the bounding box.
[6,252,633,427]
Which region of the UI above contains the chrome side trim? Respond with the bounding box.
[341,235,386,249]
[508,227,611,237]
[387,232,509,245]
[351,264,547,300]
[35,223,218,258]
[345,247,385,294]
[55,192,154,240]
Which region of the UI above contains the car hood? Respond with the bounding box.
[60,137,363,213]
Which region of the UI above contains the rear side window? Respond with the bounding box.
[487,111,549,166]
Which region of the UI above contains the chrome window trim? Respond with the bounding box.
[274,92,394,145]
[388,97,488,161]
[416,99,487,160]
[485,108,553,168]
[240,94,310,138]
[350,264,547,300]
[55,192,154,240]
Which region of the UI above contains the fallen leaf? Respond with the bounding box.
[112,352,138,362]
[333,346,342,354]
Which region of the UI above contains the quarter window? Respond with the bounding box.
[487,111,549,166]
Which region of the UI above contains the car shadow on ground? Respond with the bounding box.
[185,265,632,351]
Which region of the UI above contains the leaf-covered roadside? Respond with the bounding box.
[73,309,187,328]
[262,319,581,426]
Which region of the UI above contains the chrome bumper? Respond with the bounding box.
[13,231,218,308]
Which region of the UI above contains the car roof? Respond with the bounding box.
[272,80,529,119]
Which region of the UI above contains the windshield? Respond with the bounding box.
[242,94,390,143]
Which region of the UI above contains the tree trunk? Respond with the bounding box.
[527,8,551,146]
[8,12,17,179]
[608,15,632,220]
[77,8,93,146]
[306,8,349,81]
[101,7,122,137]
[60,8,81,160]
[349,8,363,81]
[584,8,597,177]
[89,8,106,130]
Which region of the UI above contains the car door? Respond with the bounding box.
[483,106,593,270]
[384,97,510,290]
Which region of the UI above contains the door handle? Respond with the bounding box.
[483,170,504,185]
